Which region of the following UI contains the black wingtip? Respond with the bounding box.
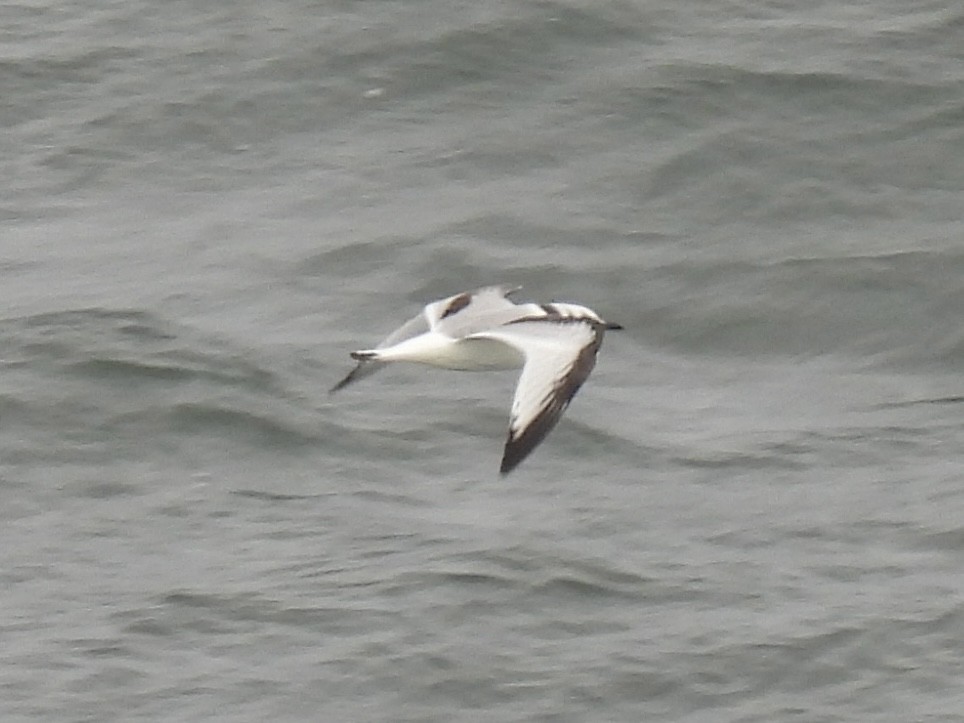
[499,434,524,475]
[330,357,368,393]
[499,429,542,476]
[329,372,354,394]
[606,322,623,330]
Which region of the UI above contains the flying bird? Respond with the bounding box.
[331,285,621,474]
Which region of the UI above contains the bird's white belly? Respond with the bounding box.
[375,331,524,370]
[429,336,524,371]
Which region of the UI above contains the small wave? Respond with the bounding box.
[162,402,322,450]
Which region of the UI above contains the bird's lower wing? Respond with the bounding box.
[472,319,602,474]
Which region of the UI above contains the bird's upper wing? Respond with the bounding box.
[425,285,529,338]
[470,317,605,474]
[331,285,533,393]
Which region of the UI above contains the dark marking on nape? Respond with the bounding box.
[507,314,597,327]
[440,292,472,320]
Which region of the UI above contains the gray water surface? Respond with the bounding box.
[3,1,964,721]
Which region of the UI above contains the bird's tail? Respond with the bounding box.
[350,349,379,361]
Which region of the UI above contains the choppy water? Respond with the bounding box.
[3,1,964,721]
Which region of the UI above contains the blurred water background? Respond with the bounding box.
[3,1,964,720]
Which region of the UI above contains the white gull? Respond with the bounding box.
[331,285,622,474]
